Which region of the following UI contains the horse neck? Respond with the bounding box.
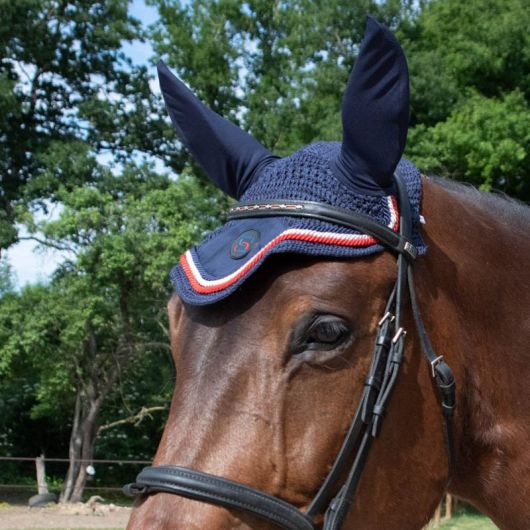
[418,177,530,528]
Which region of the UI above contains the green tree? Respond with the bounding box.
[0,164,225,501]
[0,0,163,249]
[150,0,416,157]
[402,0,530,199]
[0,257,14,295]
[403,0,529,126]
[0,284,75,488]
[0,0,228,501]
[151,0,530,199]
[408,91,530,196]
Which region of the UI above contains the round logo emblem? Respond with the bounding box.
[230,229,260,260]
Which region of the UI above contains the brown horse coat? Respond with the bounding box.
[127,178,530,529]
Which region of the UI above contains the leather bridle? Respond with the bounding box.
[124,175,456,530]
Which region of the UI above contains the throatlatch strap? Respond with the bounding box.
[407,268,456,476]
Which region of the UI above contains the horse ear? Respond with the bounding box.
[334,16,410,195]
[157,60,277,199]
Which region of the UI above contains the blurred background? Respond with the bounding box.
[0,0,527,527]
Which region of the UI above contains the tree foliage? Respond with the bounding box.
[151,0,530,199]
[404,0,529,125]
[408,91,530,196]
[402,0,530,198]
[0,0,163,248]
[150,0,416,155]
[0,257,14,295]
[0,167,225,497]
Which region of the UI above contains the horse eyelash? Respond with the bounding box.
[307,319,347,341]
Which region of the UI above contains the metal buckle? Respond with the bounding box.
[123,483,147,496]
[430,355,444,378]
[378,312,395,327]
[392,327,406,344]
[404,241,418,260]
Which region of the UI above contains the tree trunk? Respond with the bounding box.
[61,387,102,503]
[60,391,82,503]
[433,503,441,526]
[61,295,135,503]
[70,399,100,502]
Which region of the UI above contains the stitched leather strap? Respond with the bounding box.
[305,289,396,518]
[124,465,315,530]
[319,176,413,530]
[228,199,418,261]
[407,268,456,476]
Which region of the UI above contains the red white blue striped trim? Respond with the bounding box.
[181,196,398,295]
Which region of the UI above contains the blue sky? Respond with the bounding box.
[6,0,159,287]
[124,0,159,66]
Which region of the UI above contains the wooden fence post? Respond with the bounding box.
[35,454,49,495]
[433,502,442,526]
[423,493,456,529]
[444,494,453,520]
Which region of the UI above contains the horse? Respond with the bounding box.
[125,17,530,530]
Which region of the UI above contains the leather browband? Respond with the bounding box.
[124,177,456,530]
[227,199,418,261]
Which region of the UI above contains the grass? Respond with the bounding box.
[438,512,499,529]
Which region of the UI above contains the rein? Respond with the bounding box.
[124,176,456,530]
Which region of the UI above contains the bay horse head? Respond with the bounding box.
[126,16,530,530]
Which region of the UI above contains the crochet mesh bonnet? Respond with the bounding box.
[158,17,426,305]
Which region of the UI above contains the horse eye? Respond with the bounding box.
[308,321,347,344]
[291,315,351,354]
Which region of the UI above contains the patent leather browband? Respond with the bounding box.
[124,176,456,530]
[227,199,418,261]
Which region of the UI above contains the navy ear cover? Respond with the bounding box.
[157,60,277,199]
[333,16,410,195]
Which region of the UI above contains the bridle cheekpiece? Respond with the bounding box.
[124,175,456,530]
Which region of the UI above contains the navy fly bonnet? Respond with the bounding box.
[158,17,426,305]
